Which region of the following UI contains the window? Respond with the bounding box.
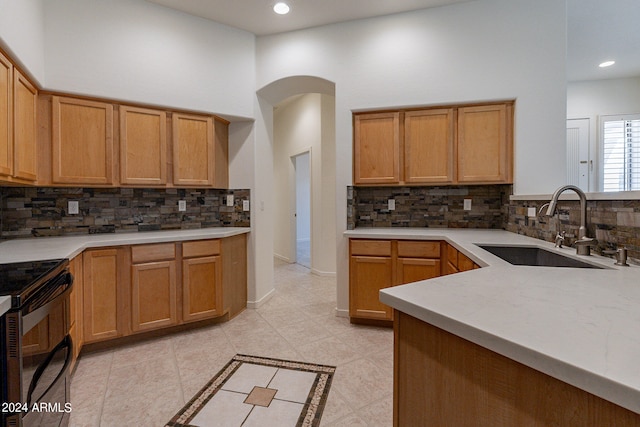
[601,114,640,192]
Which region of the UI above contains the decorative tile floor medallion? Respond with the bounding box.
[166,354,336,427]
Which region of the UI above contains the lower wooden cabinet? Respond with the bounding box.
[349,239,443,323]
[130,243,178,333]
[445,243,479,274]
[68,254,83,369]
[82,248,125,344]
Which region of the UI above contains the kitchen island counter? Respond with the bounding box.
[345,228,640,417]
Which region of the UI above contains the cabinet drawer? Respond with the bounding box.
[183,239,221,258]
[131,243,175,263]
[350,240,392,256]
[397,241,440,258]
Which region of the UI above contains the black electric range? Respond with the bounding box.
[0,259,69,309]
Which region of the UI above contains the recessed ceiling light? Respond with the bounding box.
[599,60,615,68]
[273,2,290,15]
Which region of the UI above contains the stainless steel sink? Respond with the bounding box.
[476,244,604,269]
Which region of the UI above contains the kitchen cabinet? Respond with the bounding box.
[457,103,512,183]
[119,105,167,186]
[82,248,126,343]
[130,243,178,332]
[445,243,479,274]
[353,112,401,184]
[350,239,443,323]
[353,102,513,186]
[173,113,215,187]
[52,96,114,185]
[0,52,38,184]
[182,239,223,322]
[404,109,454,184]
[394,311,640,427]
[396,241,442,285]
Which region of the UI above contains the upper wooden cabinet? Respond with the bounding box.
[173,113,214,187]
[353,112,401,184]
[353,102,513,186]
[120,105,167,186]
[0,51,13,177]
[0,52,37,183]
[457,104,512,183]
[52,96,114,185]
[405,108,454,184]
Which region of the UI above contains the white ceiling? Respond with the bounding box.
[146,0,640,82]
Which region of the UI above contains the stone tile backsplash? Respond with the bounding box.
[505,198,640,262]
[347,185,512,229]
[1,187,250,239]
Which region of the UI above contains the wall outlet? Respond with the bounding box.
[178,200,186,212]
[463,199,472,211]
[226,195,234,207]
[527,207,537,217]
[388,199,396,211]
[242,200,250,211]
[68,200,79,215]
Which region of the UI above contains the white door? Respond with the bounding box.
[566,118,590,191]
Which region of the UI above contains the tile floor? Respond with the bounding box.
[69,259,393,426]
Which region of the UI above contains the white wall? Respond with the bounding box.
[256,0,568,315]
[41,0,256,119]
[0,0,45,85]
[273,93,337,275]
[567,76,640,192]
[295,153,311,242]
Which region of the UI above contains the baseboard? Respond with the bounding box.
[273,253,293,263]
[310,268,336,277]
[335,308,349,318]
[247,288,276,309]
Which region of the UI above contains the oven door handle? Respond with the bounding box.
[26,334,73,407]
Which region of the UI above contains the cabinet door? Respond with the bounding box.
[349,255,394,320]
[405,109,454,183]
[13,70,37,181]
[120,105,167,186]
[131,260,177,332]
[354,112,400,184]
[0,51,12,177]
[457,104,511,183]
[52,96,114,185]
[182,255,223,322]
[83,249,121,343]
[173,113,214,186]
[397,258,441,285]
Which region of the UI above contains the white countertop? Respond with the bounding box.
[0,227,251,317]
[345,228,640,415]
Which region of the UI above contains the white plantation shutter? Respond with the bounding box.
[601,114,640,191]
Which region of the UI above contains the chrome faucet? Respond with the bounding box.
[543,185,597,255]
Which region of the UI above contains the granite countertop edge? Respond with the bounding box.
[345,227,640,415]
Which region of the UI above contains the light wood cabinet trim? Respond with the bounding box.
[394,311,640,427]
[13,69,37,181]
[404,108,454,183]
[350,239,392,256]
[354,112,401,184]
[52,96,114,185]
[447,244,459,267]
[0,51,12,177]
[397,241,440,258]
[182,255,223,322]
[221,234,247,318]
[183,239,221,258]
[119,105,167,185]
[349,255,394,320]
[396,258,441,285]
[214,118,229,189]
[131,243,176,263]
[458,252,475,271]
[172,112,214,186]
[131,260,178,332]
[457,103,509,183]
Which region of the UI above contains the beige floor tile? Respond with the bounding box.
[242,399,304,427]
[268,368,317,403]
[190,390,253,427]
[322,413,370,427]
[318,389,354,426]
[221,363,278,393]
[331,358,393,410]
[297,335,361,366]
[356,396,394,427]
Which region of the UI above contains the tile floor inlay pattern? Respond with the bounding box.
[166,354,336,427]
